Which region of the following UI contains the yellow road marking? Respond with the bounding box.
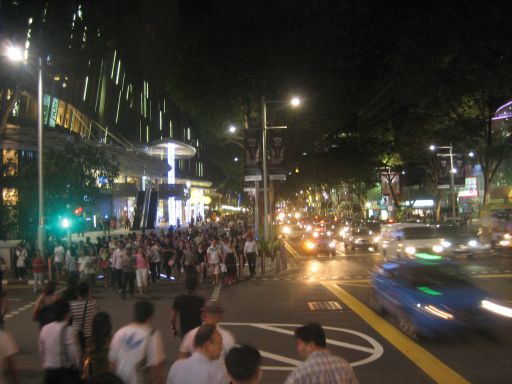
[472,274,512,279]
[322,282,470,384]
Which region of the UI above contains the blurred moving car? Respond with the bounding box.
[302,230,336,256]
[344,227,380,251]
[281,224,305,240]
[435,225,490,259]
[369,260,510,338]
[379,224,444,260]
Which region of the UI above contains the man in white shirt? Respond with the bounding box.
[109,300,165,384]
[207,238,223,285]
[111,242,125,291]
[53,241,66,281]
[243,236,259,278]
[39,299,81,383]
[178,300,235,361]
[167,324,228,384]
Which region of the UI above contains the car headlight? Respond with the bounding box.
[282,226,291,235]
[440,240,451,248]
[432,245,444,253]
[327,231,332,236]
[481,300,512,318]
[499,240,510,246]
[313,231,319,238]
[405,246,416,255]
[419,304,454,320]
[372,236,381,244]
[305,241,316,250]
[468,239,478,248]
[329,241,336,248]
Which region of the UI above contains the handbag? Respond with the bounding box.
[220,263,227,273]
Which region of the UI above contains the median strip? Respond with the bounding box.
[322,282,470,384]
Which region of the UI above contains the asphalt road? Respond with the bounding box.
[3,240,512,383]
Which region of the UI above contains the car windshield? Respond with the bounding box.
[402,265,469,287]
[402,227,438,239]
[353,228,372,236]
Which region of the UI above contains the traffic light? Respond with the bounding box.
[74,207,83,216]
[61,217,70,229]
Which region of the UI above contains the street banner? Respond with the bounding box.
[453,156,465,186]
[268,129,286,179]
[244,129,262,180]
[381,172,400,196]
[437,157,450,189]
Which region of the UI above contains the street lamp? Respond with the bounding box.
[6,46,45,254]
[430,144,467,220]
[261,95,301,242]
[228,125,237,134]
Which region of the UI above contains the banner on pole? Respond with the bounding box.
[268,130,287,179]
[244,129,262,180]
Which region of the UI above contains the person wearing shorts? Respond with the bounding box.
[207,238,223,285]
[135,246,148,296]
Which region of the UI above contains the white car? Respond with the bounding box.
[379,224,445,260]
[281,224,305,240]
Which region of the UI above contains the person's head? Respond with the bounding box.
[225,345,262,384]
[193,324,223,360]
[184,275,199,292]
[125,247,133,257]
[52,299,71,322]
[294,323,326,359]
[201,300,224,325]
[92,312,112,349]
[76,281,90,299]
[45,280,57,295]
[211,237,218,245]
[134,300,154,324]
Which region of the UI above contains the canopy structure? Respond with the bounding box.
[143,138,197,160]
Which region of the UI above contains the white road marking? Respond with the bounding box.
[221,322,384,368]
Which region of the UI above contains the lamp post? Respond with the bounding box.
[261,96,301,242]
[6,47,45,254]
[430,144,471,220]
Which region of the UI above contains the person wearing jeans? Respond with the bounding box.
[121,247,136,299]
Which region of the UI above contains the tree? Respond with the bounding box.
[1,141,119,240]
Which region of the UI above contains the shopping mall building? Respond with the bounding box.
[0,2,212,238]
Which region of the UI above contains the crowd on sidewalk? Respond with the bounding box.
[0,219,359,383]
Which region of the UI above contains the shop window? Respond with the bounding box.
[2,149,18,176]
[2,188,18,205]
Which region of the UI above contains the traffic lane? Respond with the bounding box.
[337,277,512,384]
[219,279,435,384]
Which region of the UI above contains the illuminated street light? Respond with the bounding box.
[5,46,23,62]
[234,157,239,162]
[228,125,237,133]
[469,151,475,158]
[429,144,436,151]
[290,96,301,107]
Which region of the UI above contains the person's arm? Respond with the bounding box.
[4,355,19,384]
[170,308,178,338]
[151,362,165,384]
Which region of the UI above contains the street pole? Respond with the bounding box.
[254,181,259,236]
[37,57,45,255]
[261,96,269,242]
[449,143,456,219]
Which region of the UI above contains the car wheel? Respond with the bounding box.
[397,309,418,339]
[369,289,383,314]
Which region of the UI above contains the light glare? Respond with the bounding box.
[6,46,24,62]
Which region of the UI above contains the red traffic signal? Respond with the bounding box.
[74,207,83,216]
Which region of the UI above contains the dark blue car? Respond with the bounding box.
[369,260,494,338]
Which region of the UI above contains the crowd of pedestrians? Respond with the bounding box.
[0,219,359,384]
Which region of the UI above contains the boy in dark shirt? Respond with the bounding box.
[171,275,205,338]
